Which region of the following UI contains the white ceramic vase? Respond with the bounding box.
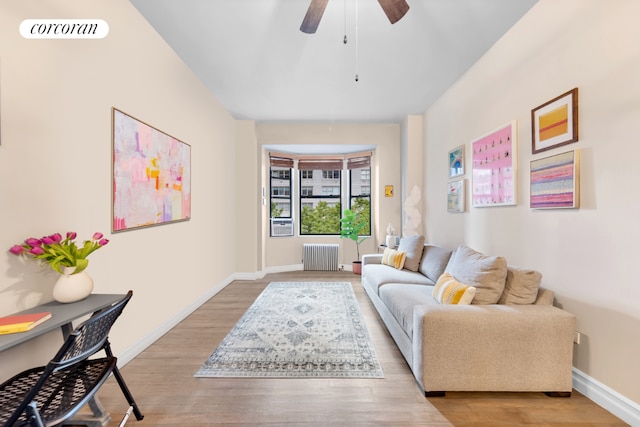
[53,266,94,303]
[386,235,397,249]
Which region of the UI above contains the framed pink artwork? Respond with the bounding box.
[112,108,191,232]
[471,121,517,207]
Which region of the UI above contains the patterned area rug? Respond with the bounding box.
[195,282,384,378]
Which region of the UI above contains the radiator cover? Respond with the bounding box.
[302,244,339,271]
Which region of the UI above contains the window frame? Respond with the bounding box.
[299,168,342,236]
[268,152,372,238]
[348,165,371,237]
[269,165,292,220]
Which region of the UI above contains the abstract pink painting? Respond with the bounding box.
[471,121,517,207]
[112,108,191,232]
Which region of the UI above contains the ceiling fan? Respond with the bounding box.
[300,0,410,34]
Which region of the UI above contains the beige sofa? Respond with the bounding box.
[361,239,576,396]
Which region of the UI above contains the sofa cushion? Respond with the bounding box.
[499,266,542,305]
[433,272,476,304]
[445,245,507,305]
[397,235,425,272]
[381,248,406,270]
[362,264,434,296]
[378,283,438,338]
[419,245,453,282]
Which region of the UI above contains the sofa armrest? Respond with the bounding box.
[362,254,382,266]
[412,303,575,393]
[534,287,555,305]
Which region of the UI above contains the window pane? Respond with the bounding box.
[270,166,291,220]
[350,167,371,236]
[300,201,341,234]
[300,169,341,235]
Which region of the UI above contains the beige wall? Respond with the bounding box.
[256,123,401,269]
[423,0,640,405]
[0,0,237,380]
[235,120,260,273]
[401,115,424,236]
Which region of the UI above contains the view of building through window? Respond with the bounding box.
[349,167,371,236]
[270,167,291,218]
[269,154,371,237]
[300,169,342,234]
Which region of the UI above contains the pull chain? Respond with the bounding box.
[343,0,347,44]
[355,0,359,82]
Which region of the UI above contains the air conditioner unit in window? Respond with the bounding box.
[271,218,294,237]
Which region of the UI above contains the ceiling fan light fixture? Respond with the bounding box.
[300,0,329,34]
[300,0,409,34]
[377,0,410,25]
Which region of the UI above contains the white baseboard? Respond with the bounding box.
[115,268,301,365]
[573,367,640,426]
[264,264,303,274]
[117,275,234,366]
[118,274,639,427]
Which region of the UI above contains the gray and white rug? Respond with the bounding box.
[195,282,384,378]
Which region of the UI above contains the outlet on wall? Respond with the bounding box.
[574,331,581,345]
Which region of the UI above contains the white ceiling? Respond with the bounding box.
[130,0,538,123]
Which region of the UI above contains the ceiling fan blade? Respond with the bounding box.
[377,0,410,24]
[300,0,330,34]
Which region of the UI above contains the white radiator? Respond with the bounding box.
[303,244,339,271]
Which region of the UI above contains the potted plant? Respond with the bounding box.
[9,231,109,303]
[340,208,369,275]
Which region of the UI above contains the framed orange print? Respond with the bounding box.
[531,88,578,154]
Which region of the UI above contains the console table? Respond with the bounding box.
[0,293,126,426]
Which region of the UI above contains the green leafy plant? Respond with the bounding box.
[340,208,369,261]
[9,232,109,274]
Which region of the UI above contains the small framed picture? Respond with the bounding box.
[447,179,465,213]
[384,185,394,197]
[531,88,578,154]
[530,150,580,209]
[448,145,465,178]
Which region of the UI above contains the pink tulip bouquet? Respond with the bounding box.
[9,232,109,274]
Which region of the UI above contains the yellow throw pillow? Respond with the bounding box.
[382,248,406,270]
[433,272,476,305]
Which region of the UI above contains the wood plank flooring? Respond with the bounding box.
[94,271,627,426]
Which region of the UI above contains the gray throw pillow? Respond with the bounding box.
[419,245,453,283]
[397,235,425,272]
[445,245,507,305]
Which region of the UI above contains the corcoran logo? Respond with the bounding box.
[20,19,109,39]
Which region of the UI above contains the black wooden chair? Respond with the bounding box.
[0,291,143,426]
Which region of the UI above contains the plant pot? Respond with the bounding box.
[352,261,362,275]
[53,266,94,303]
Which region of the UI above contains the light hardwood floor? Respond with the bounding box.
[95,271,627,426]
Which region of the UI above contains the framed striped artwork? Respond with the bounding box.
[531,88,578,154]
[530,150,580,209]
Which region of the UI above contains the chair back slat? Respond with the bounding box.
[51,291,133,369]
